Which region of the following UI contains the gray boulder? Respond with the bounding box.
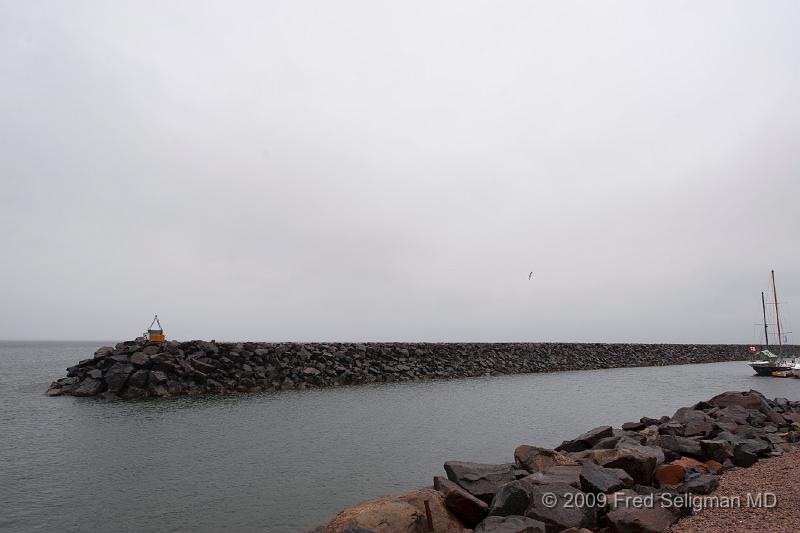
[556,426,613,453]
[524,482,596,532]
[671,407,714,437]
[700,439,734,462]
[127,369,150,390]
[579,461,626,494]
[444,461,517,504]
[659,435,704,458]
[606,505,680,533]
[578,448,657,485]
[105,363,134,393]
[679,473,719,495]
[72,377,104,397]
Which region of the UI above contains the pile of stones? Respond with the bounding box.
[321,390,800,533]
[45,338,778,399]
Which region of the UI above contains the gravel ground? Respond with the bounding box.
[669,445,800,533]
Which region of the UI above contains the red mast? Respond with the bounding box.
[772,270,782,351]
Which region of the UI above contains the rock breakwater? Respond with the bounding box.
[46,339,796,399]
[319,390,800,532]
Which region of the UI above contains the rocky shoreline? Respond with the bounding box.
[318,390,800,533]
[46,339,797,399]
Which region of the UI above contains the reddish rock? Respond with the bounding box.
[433,476,488,527]
[670,456,708,474]
[654,464,685,487]
[326,488,463,533]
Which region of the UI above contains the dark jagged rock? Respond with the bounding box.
[557,426,613,453]
[679,472,719,495]
[670,407,714,437]
[524,482,596,532]
[444,461,517,504]
[579,461,626,494]
[576,448,658,485]
[104,363,133,393]
[72,377,104,397]
[489,479,535,517]
[658,435,704,459]
[605,505,680,533]
[622,421,646,431]
[700,439,734,462]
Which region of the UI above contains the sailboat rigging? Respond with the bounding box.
[749,270,795,376]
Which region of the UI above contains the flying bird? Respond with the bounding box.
[528,272,533,280]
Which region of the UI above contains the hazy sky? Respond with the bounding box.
[1,1,799,342]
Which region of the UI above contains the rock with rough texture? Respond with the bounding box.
[579,461,626,494]
[670,407,715,437]
[130,352,151,366]
[654,464,685,487]
[659,435,704,458]
[679,473,719,495]
[433,476,488,527]
[49,342,797,399]
[474,515,547,533]
[127,369,150,390]
[577,448,657,485]
[444,461,517,504]
[104,363,134,393]
[489,479,534,517]
[525,465,582,488]
[622,421,646,431]
[524,483,596,532]
[557,426,614,453]
[700,439,734,462]
[708,391,784,426]
[733,446,759,467]
[72,377,104,397]
[671,456,718,476]
[326,488,463,533]
[514,445,575,473]
[605,505,680,533]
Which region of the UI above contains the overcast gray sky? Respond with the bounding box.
[1,1,798,342]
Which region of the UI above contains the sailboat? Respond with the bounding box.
[749,270,795,376]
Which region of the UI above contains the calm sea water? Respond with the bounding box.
[2,341,799,532]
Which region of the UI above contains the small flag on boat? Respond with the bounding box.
[748,346,758,353]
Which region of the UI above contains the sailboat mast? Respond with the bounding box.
[772,270,782,350]
[762,291,769,347]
